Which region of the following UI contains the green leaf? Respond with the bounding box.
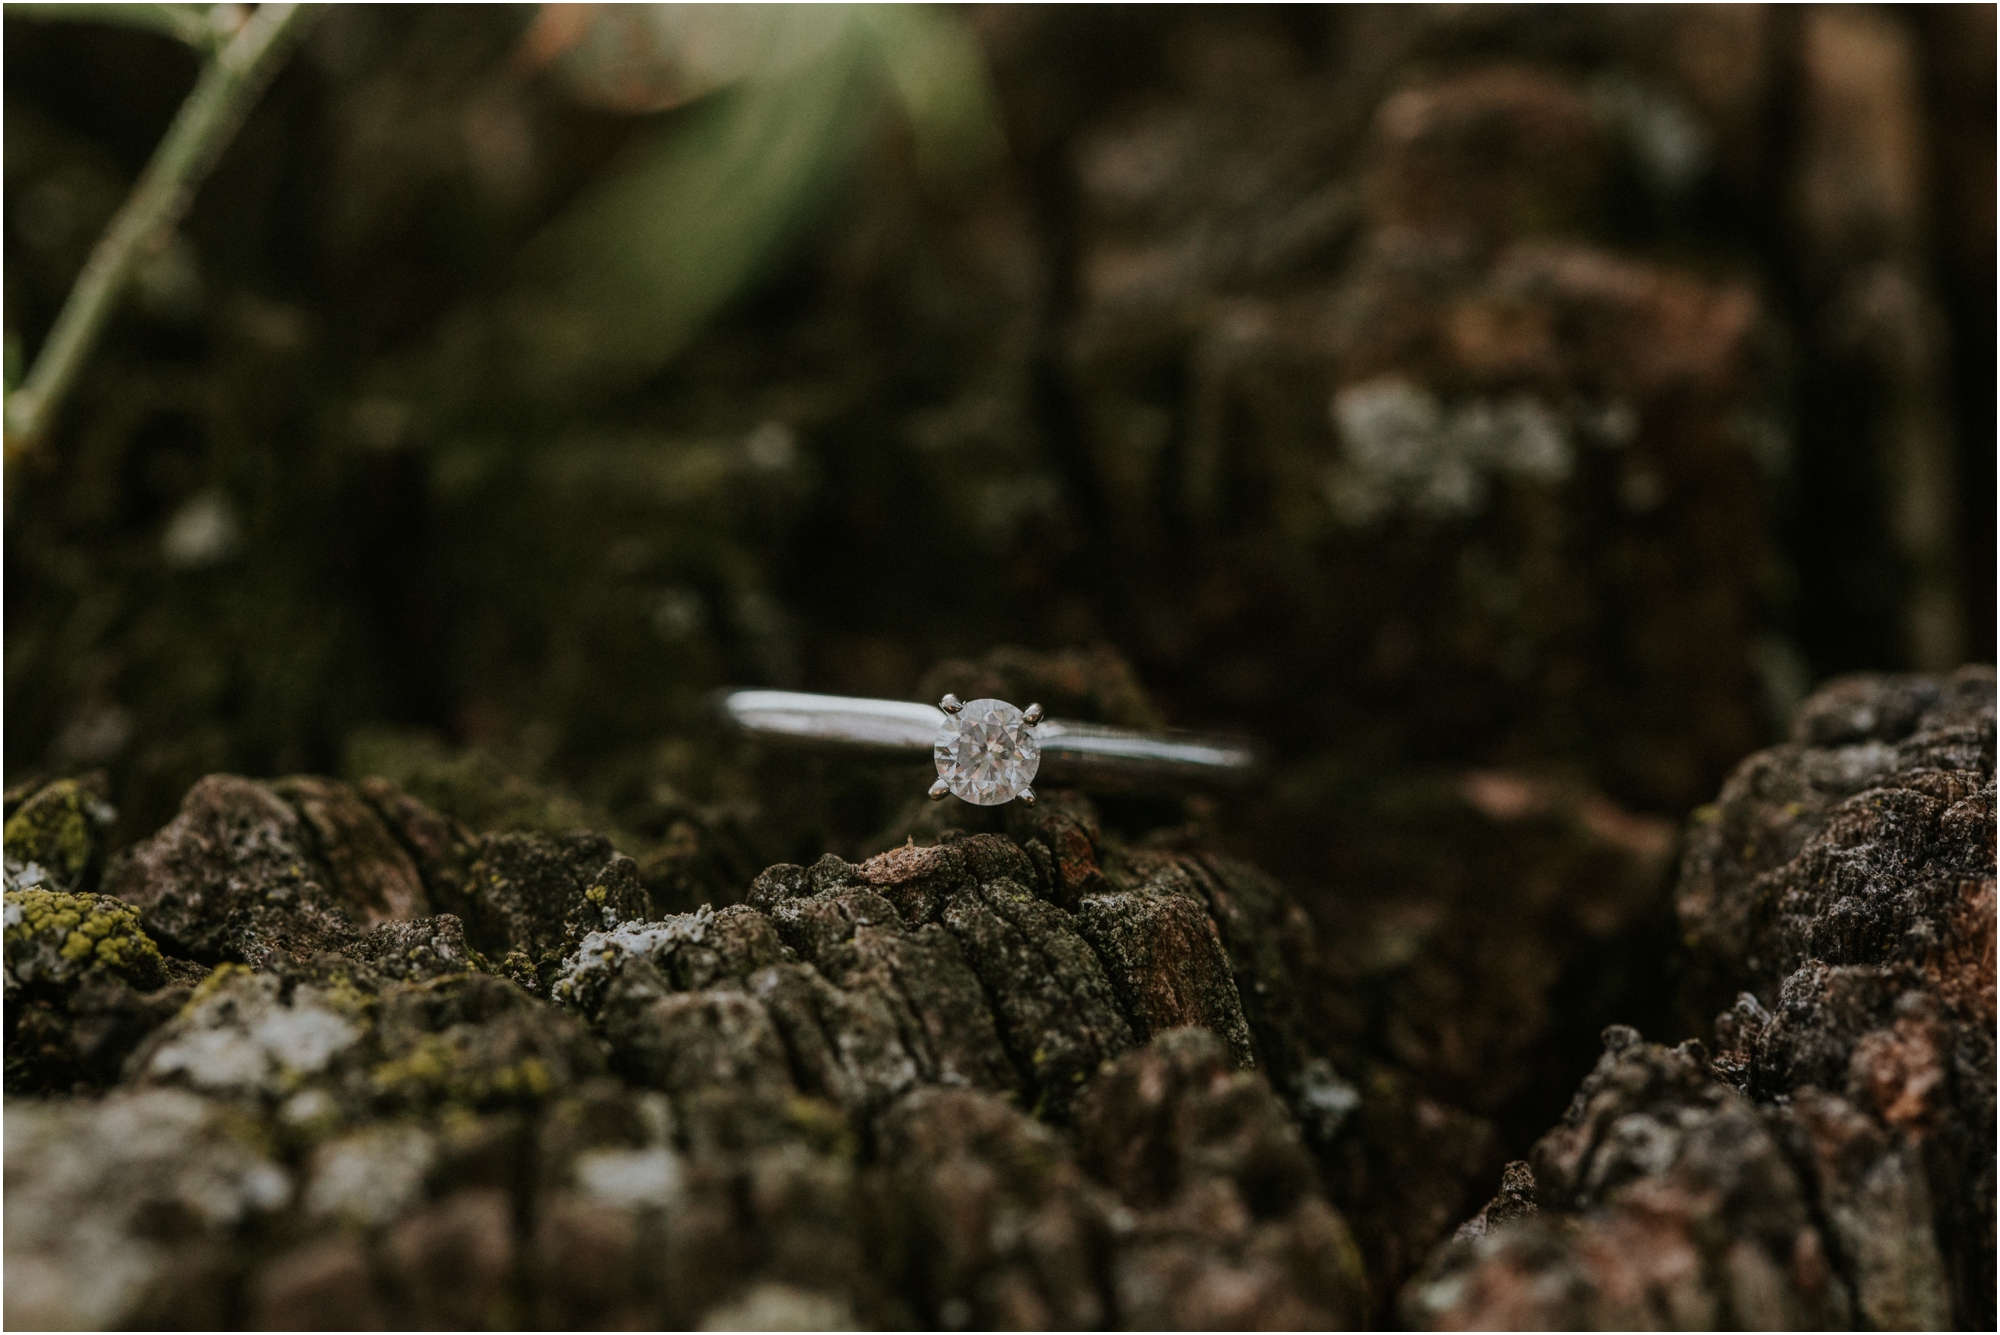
[496,4,1004,402]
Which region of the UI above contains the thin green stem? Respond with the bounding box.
[9,4,230,56]
[5,3,319,451]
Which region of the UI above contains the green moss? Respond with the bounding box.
[344,730,612,841]
[4,887,166,987]
[3,780,103,886]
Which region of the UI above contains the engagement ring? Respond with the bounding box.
[719,690,1263,806]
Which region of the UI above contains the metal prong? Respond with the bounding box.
[1017,786,1036,807]
[929,778,951,801]
[938,694,962,714]
[1022,702,1044,725]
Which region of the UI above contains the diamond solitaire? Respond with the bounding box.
[930,695,1042,806]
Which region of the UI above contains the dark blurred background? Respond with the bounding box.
[5,1,1993,1184]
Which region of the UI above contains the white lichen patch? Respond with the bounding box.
[145,973,362,1097]
[280,1088,338,1126]
[1292,1057,1362,1141]
[1806,741,1903,792]
[574,1146,685,1209]
[4,1089,291,1330]
[698,1282,858,1332]
[251,991,362,1072]
[305,1125,437,1227]
[551,905,716,1011]
[1326,377,1582,524]
[4,859,51,894]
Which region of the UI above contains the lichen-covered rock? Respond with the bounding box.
[1005,788,1112,910]
[1171,850,1345,1132]
[357,774,482,916]
[368,970,606,1113]
[3,775,117,894]
[268,775,430,923]
[525,1083,690,1327]
[129,953,603,1126]
[345,912,486,982]
[1072,854,1256,1069]
[603,982,806,1152]
[752,837,1144,1120]
[4,754,1653,1330]
[5,887,167,992]
[1076,1028,1370,1330]
[247,1134,531,1329]
[750,928,983,1117]
[558,894,971,1151]
[764,883,1018,1098]
[527,1075,879,1330]
[438,830,654,992]
[947,874,1136,1116]
[874,1085,1119,1329]
[4,766,1639,1329]
[133,962,375,1103]
[5,975,197,1095]
[4,886,184,1092]
[4,1088,292,1330]
[1703,668,1994,1329]
[1677,665,1995,973]
[1404,1030,1855,1329]
[107,774,397,965]
[549,906,806,1151]
[1411,668,1996,1330]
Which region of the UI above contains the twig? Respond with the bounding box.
[8,4,233,56]
[4,3,320,452]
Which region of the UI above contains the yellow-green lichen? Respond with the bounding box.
[496,949,539,992]
[3,781,102,886]
[185,961,257,1009]
[4,887,166,987]
[371,1034,458,1097]
[371,1034,555,1106]
[305,971,381,1024]
[786,1095,858,1159]
[493,1056,554,1099]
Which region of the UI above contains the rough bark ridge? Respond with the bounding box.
[1406,666,1995,1330]
[6,770,1366,1329]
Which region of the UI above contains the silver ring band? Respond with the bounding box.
[719,689,1264,794]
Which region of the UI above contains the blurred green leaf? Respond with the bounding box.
[859,4,1004,187]
[525,2,790,113]
[499,4,1003,402]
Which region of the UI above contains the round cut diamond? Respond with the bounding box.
[934,698,1040,805]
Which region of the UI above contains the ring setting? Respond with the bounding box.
[929,694,1042,806]
[718,687,1262,798]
